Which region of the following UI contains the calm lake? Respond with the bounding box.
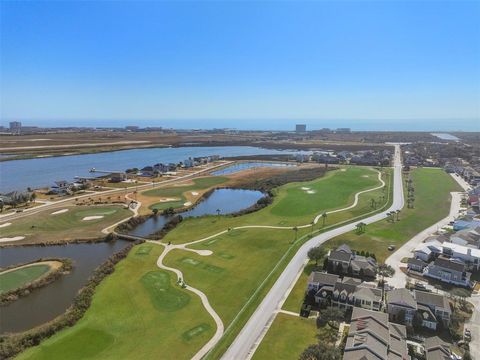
[0,146,293,193]
[0,240,131,333]
[129,188,264,238]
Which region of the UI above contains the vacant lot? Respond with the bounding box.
[16,244,216,360]
[0,206,131,244]
[252,314,326,360]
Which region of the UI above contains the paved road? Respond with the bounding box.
[220,144,405,360]
[467,295,480,360]
[385,191,464,288]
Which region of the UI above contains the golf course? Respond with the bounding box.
[0,261,63,294]
[15,166,393,360]
[0,206,131,244]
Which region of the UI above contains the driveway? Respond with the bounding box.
[385,191,464,288]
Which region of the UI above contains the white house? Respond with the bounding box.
[442,242,480,271]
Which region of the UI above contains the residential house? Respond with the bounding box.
[386,288,417,325]
[424,336,451,360]
[407,258,427,272]
[442,242,480,270]
[450,228,480,248]
[183,158,194,168]
[50,180,72,194]
[413,239,443,262]
[423,256,472,288]
[153,163,169,173]
[343,308,408,360]
[414,290,451,328]
[453,219,480,231]
[331,277,382,312]
[327,244,377,278]
[110,172,127,183]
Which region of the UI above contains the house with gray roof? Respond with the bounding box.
[327,244,377,279]
[407,257,427,272]
[343,308,408,360]
[414,290,451,328]
[424,336,451,360]
[423,255,472,288]
[386,288,417,325]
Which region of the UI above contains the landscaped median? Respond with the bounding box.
[12,166,392,360]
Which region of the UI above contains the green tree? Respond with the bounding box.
[152,208,159,216]
[319,306,345,329]
[321,212,327,227]
[299,343,341,360]
[308,246,325,266]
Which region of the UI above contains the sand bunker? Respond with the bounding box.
[184,202,192,206]
[159,198,177,202]
[340,169,346,172]
[51,209,69,215]
[191,192,199,196]
[300,187,311,191]
[82,216,104,221]
[0,223,12,228]
[0,236,25,243]
[362,175,369,178]
[307,190,316,194]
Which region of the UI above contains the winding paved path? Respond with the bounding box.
[221,144,404,360]
[143,160,394,360]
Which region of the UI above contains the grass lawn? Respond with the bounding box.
[282,262,318,313]
[1,206,131,244]
[252,314,329,360]
[163,167,386,245]
[140,176,229,212]
[0,264,51,294]
[16,244,216,360]
[327,168,462,262]
[16,166,390,360]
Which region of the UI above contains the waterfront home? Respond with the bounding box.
[423,256,472,288]
[110,172,127,183]
[183,157,194,168]
[343,308,408,360]
[153,163,169,173]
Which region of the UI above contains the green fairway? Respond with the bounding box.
[0,264,51,294]
[163,167,385,245]
[252,314,326,360]
[16,244,216,360]
[17,166,390,360]
[1,206,131,244]
[327,168,462,262]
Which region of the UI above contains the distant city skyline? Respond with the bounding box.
[1,1,479,126]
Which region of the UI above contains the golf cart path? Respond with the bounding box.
[147,165,390,360]
[220,144,404,360]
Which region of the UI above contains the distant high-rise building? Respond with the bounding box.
[295,124,307,132]
[9,121,22,132]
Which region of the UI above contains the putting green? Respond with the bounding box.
[141,271,191,312]
[0,264,51,294]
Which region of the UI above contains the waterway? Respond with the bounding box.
[0,240,131,333]
[0,146,294,193]
[431,133,460,141]
[129,188,263,238]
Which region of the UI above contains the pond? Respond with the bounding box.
[0,240,131,333]
[128,188,264,238]
[211,161,294,176]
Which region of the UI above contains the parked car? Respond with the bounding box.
[388,245,395,251]
[15,209,24,213]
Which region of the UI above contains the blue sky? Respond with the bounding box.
[1,1,479,130]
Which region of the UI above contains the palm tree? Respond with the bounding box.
[311,221,315,234]
[395,209,401,221]
[370,198,376,209]
[321,212,327,227]
[355,223,362,234]
[293,226,299,243]
[216,208,221,216]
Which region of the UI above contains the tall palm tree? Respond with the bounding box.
[216,208,221,216]
[322,212,328,227]
[395,209,401,221]
[293,226,299,243]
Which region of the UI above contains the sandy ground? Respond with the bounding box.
[184,202,192,206]
[0,236,26,243]
[159,198,179,202]
[82,215,104,221]
[51,209,69,215]
[191,191,199,196]
[0,222,12,228]
[307,190,316,194]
